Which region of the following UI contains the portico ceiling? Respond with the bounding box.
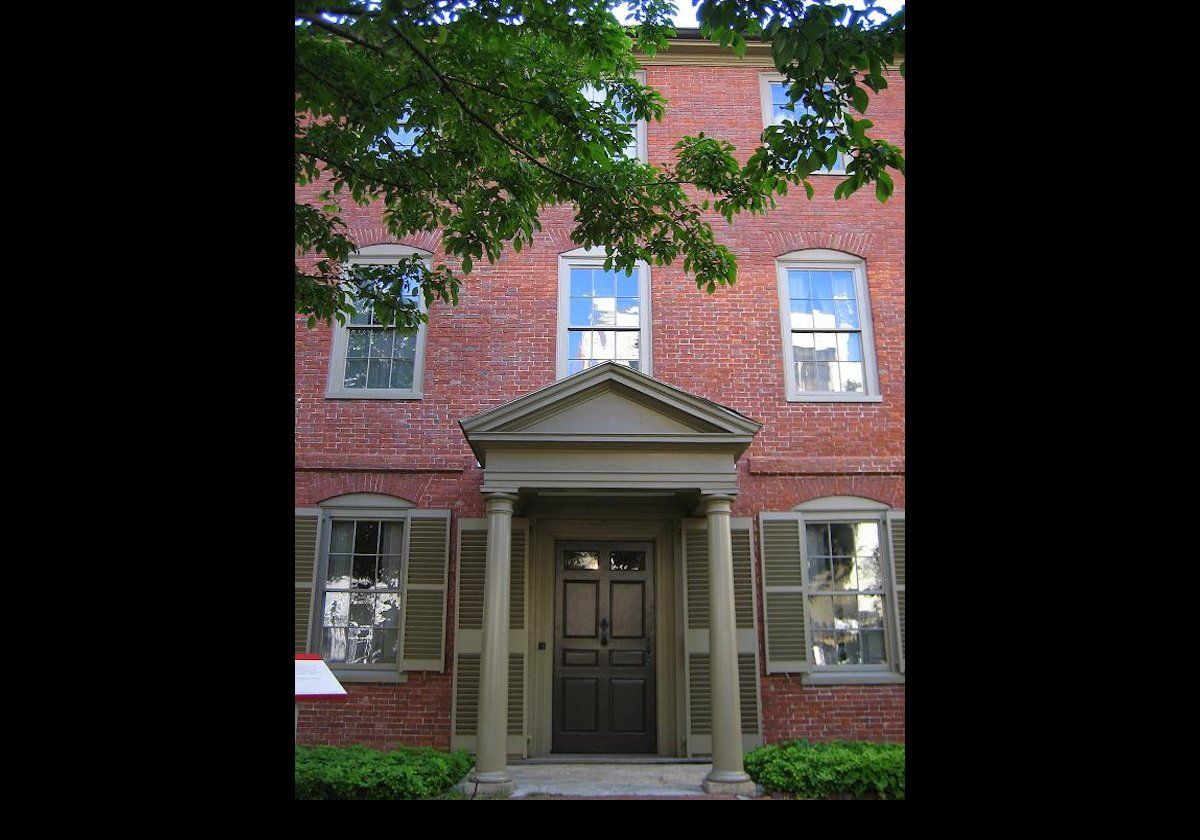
[458,362,762,496]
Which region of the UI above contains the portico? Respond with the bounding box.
[457,362,762,797]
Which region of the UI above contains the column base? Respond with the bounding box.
[459,771,516,799]
[702,774,759,797]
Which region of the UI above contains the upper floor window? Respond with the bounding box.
[325,244,431,400]
[373,105,426,158]
[580,70,648,162]
[775,249,881,402]
[759,74,845,175]
[557,247,651,378]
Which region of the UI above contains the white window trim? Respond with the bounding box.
[325,244,432,400]
[794,501,904,684]
[310,493,417,683]
[775,248,882,402]
[556,246,652,379]
[758,73,846,176]
[632,69,649,163]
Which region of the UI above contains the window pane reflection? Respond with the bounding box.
[566,265,641,374]
[806,519,889,668]
[320,518,404,665]
[609,551,645,571]
[563,551,599,570]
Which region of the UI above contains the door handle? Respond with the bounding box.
[599,617,609,646]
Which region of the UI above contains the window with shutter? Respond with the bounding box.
[450,517,529,756]
[679,517,763,757]
[761,499,904,684]
[302,494,450,681]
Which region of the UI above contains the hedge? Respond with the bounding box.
[295,745,475,800]
[744,740,905,799]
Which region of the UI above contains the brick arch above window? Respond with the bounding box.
[766,231,876,259]
[303,472,437,505]
[343,227,442,255]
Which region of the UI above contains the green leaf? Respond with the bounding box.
[875,171,894,202]
[851,86,869,113]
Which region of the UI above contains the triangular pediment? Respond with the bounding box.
[459,362,761,439]
[500,383,723,434]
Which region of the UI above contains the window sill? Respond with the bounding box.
[786,394,883,403]
[331,669,409,684]
[803,671,904,686]
[324,390,424,400]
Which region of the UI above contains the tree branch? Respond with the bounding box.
[385,21,595,191]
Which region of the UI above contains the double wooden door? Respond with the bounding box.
[552,540,656,753]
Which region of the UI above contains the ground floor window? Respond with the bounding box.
[320,518,404,665]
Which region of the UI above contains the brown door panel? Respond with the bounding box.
[552,540,656,754]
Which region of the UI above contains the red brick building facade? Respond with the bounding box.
[295,37,904,755]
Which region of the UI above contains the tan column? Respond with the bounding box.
[701,494,754,793]
[470,492,518,790]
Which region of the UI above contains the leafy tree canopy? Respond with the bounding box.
[295,0,904,331]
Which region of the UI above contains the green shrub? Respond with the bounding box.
[744,740,905,800]
[295,745,475,800]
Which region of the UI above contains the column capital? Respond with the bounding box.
[483,492,519,513]
[698,494,736,515]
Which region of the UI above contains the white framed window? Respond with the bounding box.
[758,73,845,175]
[556,246,652,378]
[325,244,431,399]
[581,70,648,162]
[775,249,881,402]
[761,498,905,684]
[310,494,414,682]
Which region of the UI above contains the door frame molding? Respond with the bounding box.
[529,517,679,757]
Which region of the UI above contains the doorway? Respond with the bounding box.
[552,540,656,753]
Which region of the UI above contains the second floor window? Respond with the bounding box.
[776,249,881,402]
[325,244,431,400]
[557,248,651,378]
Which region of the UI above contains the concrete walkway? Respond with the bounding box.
[474,762,760,798]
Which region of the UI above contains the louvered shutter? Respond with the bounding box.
[680,517,763,757]
[887,511,905,673]
[295,509,321,652]
[759,513,810,673]
[398,510,451,671]
[451,518,528,756]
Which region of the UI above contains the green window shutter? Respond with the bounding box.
[451,518,528,755]
[398,510,450,672]
[759,513,810,673]
[680,518,763,756]
[731,519,763,740]
[295,509,320,653]
[887,510,905,673]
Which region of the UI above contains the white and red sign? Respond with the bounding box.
[295,653,348,701]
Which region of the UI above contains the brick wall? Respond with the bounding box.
[761,680,905,744]
[297,674,452,751]
[296,62,904,748]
